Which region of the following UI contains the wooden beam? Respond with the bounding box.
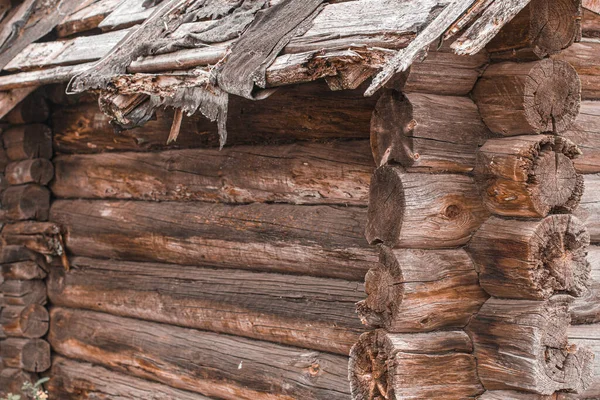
[574,174,600,243]
[564,101,600,174]
[570,245,600,324]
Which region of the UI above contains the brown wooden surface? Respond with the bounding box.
[5,158,54,185]
[554,38,600,100]
[47,257,365,355]
[356,246,487,332]
[473,59,581,135]
[365,166,489,248]
[467,297,594,395]
[583,7,600,37]
[1,184,50,221]
[4,90,49,124]
[50,199,376,281]
[370,90,490,173]
[571,245,600,324]
[49,308,351,400]
[478,391,555,400]
[2,124,52,160]
[564,101,600,174]
[469,215,591,300]
[0,368,38,397]
[0,337,51,372]
[574,174,600,243]
[0,303,49,338]
[475,135,583,217]
[51,140,373,206]
[562,324,600,399]
[0,279,46,306]
[349,329,483,400]
[0,245,47,268]
[1,261,46,281]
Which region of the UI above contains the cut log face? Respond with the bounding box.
[349,330,483,400]
[370,90,490,173]
[469,215,591,300]
[0,337,51,372]
[467,297,595,395]
[5,158,54,185]
[365,166,489,248]
[0,279,47,307]
[563,101,600,174]
[1,261,46,280]
[574,174,600,243]
[486,0,582,60]
[356,246,487,332]
[1,184,50,221]
[570,245,600,324]
[2,124,52,160]
[476,135,584,218]
[563,324,600,399]
[0,304,49,338]
[0,244,47,268]
[473,59,581,135]
[5,90,49,124]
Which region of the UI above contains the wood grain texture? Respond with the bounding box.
[554,38,600,100]
[1,261,46,281]
[560,324,600,399]
[583,6,600,37]
[0,279,46,307]
[365,166,488,248]
[469,215,591,300]
[50,199,376,281]
[0,337,51,372]
[4,89,49,124]
[563,101,600,173]
[2,124,52,161]
[478,392,554,400]
[49,308,351,400]
[0,184,50,221]
[0,304,49,338]
[574,174,600,243]
[570,245,600,324]
[5,158,54,185]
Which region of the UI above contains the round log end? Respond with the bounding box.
[528,0,582,58]
[20,304,50,338]
[349,331,391,400]
[21,339,51,372]
[365,166,405,246]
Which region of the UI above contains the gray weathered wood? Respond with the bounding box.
[564,101,600,174]
[554,38,600,100]
[570,245,600,324]
[561,324,600,399]
[575,174,600,243]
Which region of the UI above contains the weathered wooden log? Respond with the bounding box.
[583,6,600,37]
[1,221,66,257]
[571,245,600,324]
[469,215,590,300]
[485,0,582,60]
[5,158,54,185]
[476,135,584,218]
[0,142,9,171]
[563,101,600,173]
[2,124,52,160]
[1,261,46,280]
[365,167,488,248]
[0,245,47,269]
[0,304,49,338]
[574,174,600,243]
[356,246,487,332]
[0,337,51,372]
[53,82,377,154]
[50,199,376,281]
[478,392,554,400]
[48,357,212,400]
[4,90,49,124]
[0,280,46,306]
[467,297,594,395]
[49,308,351,400]
[370,90,490,173]
[51,140,373,206]
[554,38,600,100]
[47,256,364,355]
[473,59,581,135]
[348,330,484,399]
[558,324,600,399]
[1,184,50,221]
[0,369,38,397]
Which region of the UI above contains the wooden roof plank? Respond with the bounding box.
[56,0,124,38]
[98,0,156,31]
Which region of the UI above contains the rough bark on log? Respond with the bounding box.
[563,101,600,173]
[574,174,600,243]
[469,215,591,299]
[47,256,364,355]
[50,199,376,281]
[554,38,600,100]
[558,324,600,399]
[0,279,46,306]
[49,308,351,400]
[0,369,38,397]
[0,304,49,338]
[1,184,50,221]
[0,337,51,372]
[475,135,584,218]
[485,0,582,60]
[473,59,581,135]
[370,90,490,173]
[51,140,373,206]
[365,166,488,248]
[5,158,54,185]
[356,246,487,332]
[55,0,122,37]
[1,261,46,281]
[348,329,484,400]
[4,90,49,124]
[48,357,212,400]
[2,124,52,161]
[467,297,594,395]
[570,245,600,324]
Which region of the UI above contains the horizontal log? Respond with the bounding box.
[0,304,49,338]
[0,245,48,269]
[4,90,49,124]
[583,6,600,37]
[49,308,351,400]
[365,167,488,248]
[0,368,38,397]
[469,215,591,300]
[356,246,487,332]
[370,90,490,173]
[563,101,600,173]
[47,256,364,355]
[478,392,554,400]
[473,59,581,135]
[485,0,581,60]
[51,140,373,206]
[561,324,600,399]
[349,330,483,399]
[0,337,51,372]
[53,82,377,154]
[1,221,68,257]
[5,158,54,185]
[48,357,211,400]
[554,38,600,100]
[574,174,600,243]
[1,261,46,281]
[475,135,583,217]
[0,279,47,306]
[50,199,376,281]
[1,184,50,221]
[570,245,600,324]
[468,297,594,395]
[2,124,52,161]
